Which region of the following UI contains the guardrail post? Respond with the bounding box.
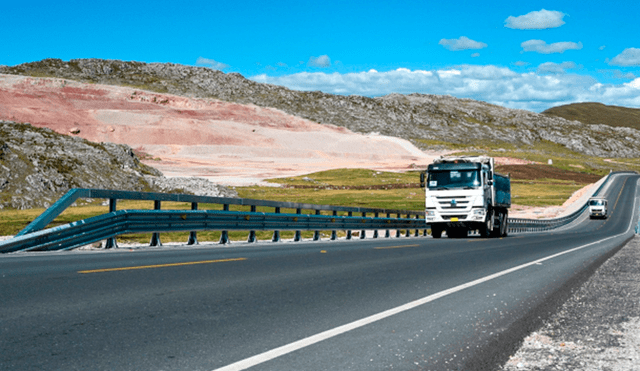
[346,212,353,240]
[314,210,321,241]
[373,213,379,238]
[385,213,391,238]
[248,205,257,243]
[396,213,402,238]
[187,202,199,245]
[150,200,163,246]
[294,208,302,242]
[423,216,428,236]
[360,212,366,239]
[219,204,230,244]
[104,198,118,249]
[405,214,411,237]
[414,215,420,237]
[272,207,281,242]
[331,211,338,240]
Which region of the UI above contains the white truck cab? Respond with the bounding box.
[588,197,608,219]
[420,156,510,238]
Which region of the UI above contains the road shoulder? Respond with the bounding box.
[501,235,640,370]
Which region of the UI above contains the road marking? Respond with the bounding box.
[78,258,247,274]
[373,244,419,250]
[213,197,639,371]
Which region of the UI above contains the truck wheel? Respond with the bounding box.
[480,209,493,238]
[492,210,505,238]
[431,227,442,238]
[499,210,508,237]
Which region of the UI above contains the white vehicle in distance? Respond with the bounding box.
[588,197,608,219]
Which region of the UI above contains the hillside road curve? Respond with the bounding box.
[1,173,638,371]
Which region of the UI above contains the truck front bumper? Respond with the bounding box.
[426,208,486,224]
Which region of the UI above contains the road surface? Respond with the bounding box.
[1,174,638,371]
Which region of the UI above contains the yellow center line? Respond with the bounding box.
[374,244,419,250]
[78,257,247,274]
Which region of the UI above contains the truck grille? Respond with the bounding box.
[436,196,470,210]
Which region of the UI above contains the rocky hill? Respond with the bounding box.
[543,102,640,131]
[2,58,639,158]
[0,121,236,209]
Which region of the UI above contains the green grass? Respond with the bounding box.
[543,102,640,131]
[264,168,419,187]
[511,182,586,207]
[1,159,633,243]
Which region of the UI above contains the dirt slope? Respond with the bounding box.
[0,74,440,185]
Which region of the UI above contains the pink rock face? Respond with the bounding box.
[0,74,440,185]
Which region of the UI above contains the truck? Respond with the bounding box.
[588,197,608,219]
[420,156,511,238]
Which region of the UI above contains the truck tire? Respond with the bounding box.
[480,208,493,238]
[499,210,508,237]
[491,210,505,238]
[431,226,442,238]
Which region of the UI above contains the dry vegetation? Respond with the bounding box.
[543,102,640,130]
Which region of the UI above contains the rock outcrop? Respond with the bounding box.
[2,58,639,158]
[0,74,438,185]
[0,120,236,209]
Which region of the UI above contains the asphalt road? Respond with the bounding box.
[1,174,638,371]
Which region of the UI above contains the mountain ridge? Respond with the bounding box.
[0,120,237,210]
[1,58,640,159]
[543,102,640,130]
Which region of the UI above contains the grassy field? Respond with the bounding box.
[543,102,640,131]
[1,147,621,244]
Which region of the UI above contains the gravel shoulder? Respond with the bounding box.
[501,235,640,370]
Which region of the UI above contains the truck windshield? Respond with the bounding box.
[427,170,481,189]
[589,199,605,206]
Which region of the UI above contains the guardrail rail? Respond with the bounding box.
[0,171,631,253]
[506,171,626,233]
[1,189,428,253]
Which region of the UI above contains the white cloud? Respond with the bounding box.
[537,61,578,74]
[521,39,582,54]
[505,9,566,30]
[250,65,640,112]
[195,57,229,70]
[609,48,640,66]
[597,69,636,80]
[308,55,331,68]
[439,36,487,51]
[627,78,640,89]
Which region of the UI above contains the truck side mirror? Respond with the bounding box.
[420,172,426,188]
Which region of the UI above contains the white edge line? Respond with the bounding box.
[214,178,640,371]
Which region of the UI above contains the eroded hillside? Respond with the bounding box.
[2,58,639,158]
[0,74,440,185]
[0,120,237,209]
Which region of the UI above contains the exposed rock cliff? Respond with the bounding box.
[2,58,639,158]
[0,121,236,209]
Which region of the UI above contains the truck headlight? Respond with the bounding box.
[426,210,435,217]
[473,208,485,216]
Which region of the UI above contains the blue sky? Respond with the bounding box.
[3,0,640,112]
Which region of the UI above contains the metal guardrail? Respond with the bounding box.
[1,188,427,253]
[0,171,631,253]
[507,171,634,233]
